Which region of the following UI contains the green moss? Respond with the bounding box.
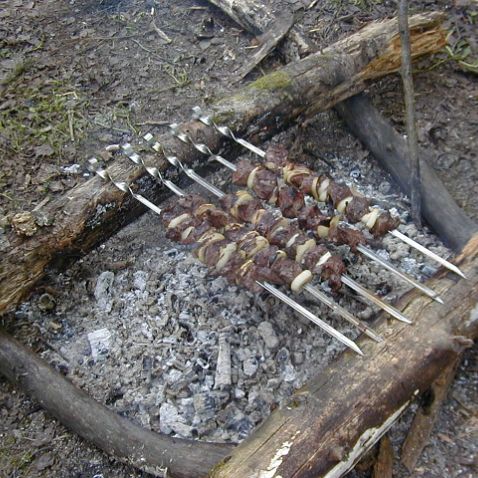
[248,71,292,91]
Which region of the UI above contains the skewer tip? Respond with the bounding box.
[434,296,445,305]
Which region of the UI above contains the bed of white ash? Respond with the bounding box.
[15,113,454,446]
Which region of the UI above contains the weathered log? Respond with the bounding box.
[336,94,478,251]
[209,234,478,478]
[0,12,446,315]
[0,330,233,478]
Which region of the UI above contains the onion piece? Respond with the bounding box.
[290,270,313,292]
[318,178,330,202]
[295,239,316,263]
[337,196,353,213]
[247,167,261,190]
[316,251,332,267]
[247,236,269,256]
[361,208,380,229]
[181,226,195,241]
[286,233,300,249]
[317,225,330,238]
[216,243,237,271]
[167,213,190,229]
[311,176,320,201]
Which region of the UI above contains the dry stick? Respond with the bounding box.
[0,330,234,478]
[398,0,422,226]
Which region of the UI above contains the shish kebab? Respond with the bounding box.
[87,158,365,355]
[191,106,466,280]
[118,144,386,340]
[167,125,444,304]
[133,138,410,325]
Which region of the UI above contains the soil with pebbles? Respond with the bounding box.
[1,0,477,477]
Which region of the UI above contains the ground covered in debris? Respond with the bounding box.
[1,0,477,477]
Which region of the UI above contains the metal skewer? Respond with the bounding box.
[141,135,408,326]
[89,156,363,355]
[167,124,443,305]
[192,106,466,280]
[129,140,383,340]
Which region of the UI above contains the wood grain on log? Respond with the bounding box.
[0,330,233,478]
[209,235,478,477]
[336,94,478,251]
[0,12,446,316]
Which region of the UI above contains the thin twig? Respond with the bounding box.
[398,0,422,226]
[151,20,172,44]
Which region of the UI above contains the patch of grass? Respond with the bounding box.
[0,64,89,157]
[163,64,191,88]
[0,435,35,475]
[425,29,478,75]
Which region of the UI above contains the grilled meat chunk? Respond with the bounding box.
[370,212,400,237]
[345,196,370,224]
[328,223,366,251]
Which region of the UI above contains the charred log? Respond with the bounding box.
[0,330,233,478]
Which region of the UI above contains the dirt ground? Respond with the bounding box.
[0,0,477,477]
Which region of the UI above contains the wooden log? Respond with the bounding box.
[209,234,478,478]
[0,330,233,478]
[336,93,478,251]
[0,12,446,315]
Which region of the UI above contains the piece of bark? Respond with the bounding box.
[373,434,394,478]
[0,330,233,478]
[209,234,478,477]
[206,0,268,35]
[234,13,295,82]
[0,12,447,316]
[336,93,478,251]
[401,357,460,472]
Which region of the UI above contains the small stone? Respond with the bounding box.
[133,270,148,292]
[243,357,258,377]
[87,328,111,361]
[214,334,232,389]
[159,402,179,434]
[94,271,115,312]
[257,321,279,349]
[38,293,56,312]
[389,242,410,261]
[293,351,304,365]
